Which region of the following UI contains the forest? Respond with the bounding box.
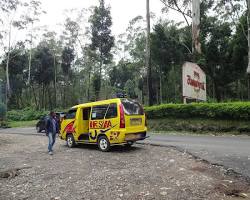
[0,0,248,111]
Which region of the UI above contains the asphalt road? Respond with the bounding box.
[140,133,250,180]
[1,127,250,180]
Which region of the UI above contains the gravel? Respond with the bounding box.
[0,132,249,200]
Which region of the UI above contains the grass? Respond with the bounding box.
[8,120,37,128]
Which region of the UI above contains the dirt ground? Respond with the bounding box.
[0,133,249,200]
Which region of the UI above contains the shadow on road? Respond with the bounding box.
[61,143,144,153]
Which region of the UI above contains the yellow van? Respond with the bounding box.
[60,98,148,151]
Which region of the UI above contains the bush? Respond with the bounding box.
[0,103,7,120]
[145,102,250,121]
[7,107,48,121]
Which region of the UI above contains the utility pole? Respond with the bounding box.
[247,0,250,74]
[192,0,201,56]
[146,0,153,106]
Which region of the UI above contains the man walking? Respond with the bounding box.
[46,111,59,155]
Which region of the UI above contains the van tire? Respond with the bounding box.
[36,126,41,133]
[67,134,76,148]
[125,141,134,147]
[97,136,110,152]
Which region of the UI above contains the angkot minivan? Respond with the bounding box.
[60,98,148,151]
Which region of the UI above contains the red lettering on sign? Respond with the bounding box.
[186,75,205,91]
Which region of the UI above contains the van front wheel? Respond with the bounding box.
[67,134,75,148]
[98,136,110,152]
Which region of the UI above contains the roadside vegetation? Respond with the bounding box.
[148,118,250,135]
[146,102,250,134]
[4,102,250,134]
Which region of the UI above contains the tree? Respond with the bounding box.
[61,47,75,76]
[61,46,75,107]
[125,80,137,99]
[21,0,45,84]
[214,0,249,95]
[32,44,54,109]
[1,44,27,109]
[42,31,63,107]
[146,0,153,106]
[151,22,187,103]
[160,0,201,59]
[160,0,192,26]
[0,0,22,105]
[200,17,233,101]
[89,0,114,99]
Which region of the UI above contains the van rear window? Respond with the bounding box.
[121,99,144,115]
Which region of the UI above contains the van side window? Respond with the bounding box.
[91,105,108,120]
[105,103,117,119]
[65,109,77,119]
[82,107,91,120]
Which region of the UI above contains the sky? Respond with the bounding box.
[38,0,184,36]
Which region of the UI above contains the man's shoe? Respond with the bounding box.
[49,151,53,155]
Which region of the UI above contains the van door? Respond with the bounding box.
[89,104,109,142]
[77,107,91,141]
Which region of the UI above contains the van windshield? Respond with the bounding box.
[121,99,144,115]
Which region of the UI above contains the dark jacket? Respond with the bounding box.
[46,117,59,134]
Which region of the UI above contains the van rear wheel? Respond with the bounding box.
[67,134,76,148]
[97,136,110,152]
[125,141,134,147]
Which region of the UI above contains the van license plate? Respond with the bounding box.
[130,118,142,126]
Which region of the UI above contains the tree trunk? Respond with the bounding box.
[47,85,52,110]
[192,0,201,57]
[28,25,33,85]
[42,83,45,110]
[146,0,153,106]
[53,54,57,108]
[214,81,221,102]
[87,70,91,101]
[6,23,12,108]
[31,84,38,108]
[97,58,103,101]
[248,75,250,100]
[159,67,162,104]
[247,0,250,75]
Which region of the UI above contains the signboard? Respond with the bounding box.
[182,62,206,101]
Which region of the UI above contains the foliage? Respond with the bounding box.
[89,0,114,99]
[7,107,48,121]
[32,44,54,85]
[0,45,27,109]
[61,46,75,76]
[124,79,137,99]
[89,0,114,66]
[145,102,250,120]
[0,102,7,120]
